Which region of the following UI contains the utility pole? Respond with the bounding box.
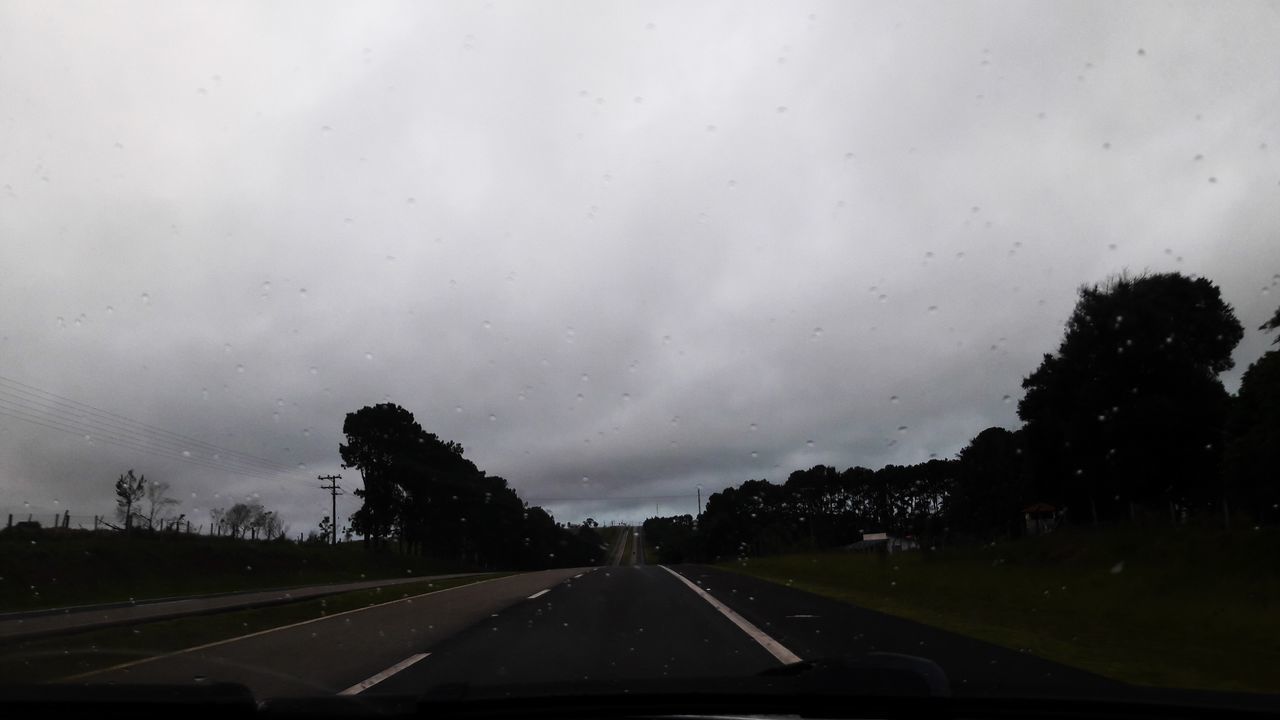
[318,474,343,545]
[696,486,701,517]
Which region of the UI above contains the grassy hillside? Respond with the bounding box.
[721,524,1280,694]
[0,529,466,612]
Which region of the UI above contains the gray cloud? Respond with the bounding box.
[2,1,1278,531]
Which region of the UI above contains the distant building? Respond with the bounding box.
[845,531,918,554]
[1023,502,1058,535]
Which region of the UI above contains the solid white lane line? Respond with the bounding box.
[338,653,430,695]
[527,589,551,599]
[659,566,802,666]
[573,573,583,579]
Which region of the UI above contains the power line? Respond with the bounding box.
[0,391,289,477]
[0,375,305,480]
[0,374,298,474]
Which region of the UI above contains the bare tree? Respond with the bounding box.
[114,470,146,530]
[142,479,180,530]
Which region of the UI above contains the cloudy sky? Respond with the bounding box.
[1,1,1278,533]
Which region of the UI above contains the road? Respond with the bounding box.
[68,549,1117,700]
[0,574,476,642]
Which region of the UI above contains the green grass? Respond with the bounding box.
[0,572,505,684]
[720,525,1280,694]
[0,530,467,612]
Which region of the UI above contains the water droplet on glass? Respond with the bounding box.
[750,451,759,459]
[235,364,245,374]
[454,405,463,413]
[488,414,497,422]
[1110,561,1124,574]
[776,106,788,114]
[878,294,888,303]
[890,395,900,404]
[897,426,909,433]
[927,305,938,314]
[182,450,192,458]
[140,293,151,305]
[805,440,815,448]
[482,320,491,329]
[811,327,823,339]
[364,352,374,361]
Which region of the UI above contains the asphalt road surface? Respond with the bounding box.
[0,574,476,642]
[71,556,1117,700]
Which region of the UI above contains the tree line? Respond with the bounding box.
[339,402,602,569]
[646,272,1280,562]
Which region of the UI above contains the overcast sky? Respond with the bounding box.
[1,1,1278,533]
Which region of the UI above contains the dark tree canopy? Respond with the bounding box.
[946,427,1030,540]
[1223,349,1280,524]
[339,402,599,569]
[1018,272,1243,522]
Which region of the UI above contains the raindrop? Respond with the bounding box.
[488,414,496,422]
[811,327,823,339]
[302,428,311,437]
[298,288,308,297]
[927,305,938,314]
[1137,48,1146,56]
[235,364,245,374]
[580,373,590,383]
[261,281,271,294]
[749,423,758,432]
[1110,561,1124,574]
[182,450,192,458]
[364,352,374,361]
[1002,395,1012,404]
[140,292,151,305]
[1207,176,1218,184]
[482,320,491,329]
[321,125,333,134]
[621,393,631,401]
[201,388,209,400]
[805,440,815,448]
[1102,142,1111,150]
[890,395,900,404]
[105,305,114,314]
[454,405,463,413]
[750,451,759,459]
[878,294,888,303]
[309,366,318,375]
[775,105,788,114]
[897,425,909,433]
[581,476,590,484]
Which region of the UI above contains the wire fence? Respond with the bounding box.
[0,509,295,540]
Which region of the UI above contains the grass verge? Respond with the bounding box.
[0,530,468,612]
[0,572,506,684]
[719,525,1280,694]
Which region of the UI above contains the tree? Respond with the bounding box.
[142,479,179,530]
[219,502,260,539]
[1018,273,1243,523]
[1223,309,1280,524]
[340,403,422,548]
[946,427,1030,540]
[114,469,146,530]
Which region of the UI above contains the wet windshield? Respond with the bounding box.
[1,0,1278,707]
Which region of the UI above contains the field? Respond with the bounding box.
[0,529,466,612]
[721,524,1280,694]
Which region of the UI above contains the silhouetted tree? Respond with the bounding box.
[1018,273,1242,523]
[113,469,146,530]
[946,427,1029,540]
[1223,310,1280,524]
[340,403,419,548]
